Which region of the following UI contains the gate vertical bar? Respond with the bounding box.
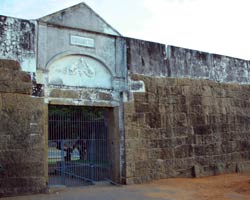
[60,139,65,185]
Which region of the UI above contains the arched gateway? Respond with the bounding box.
[35,3,127,187]
[46,55,118,186]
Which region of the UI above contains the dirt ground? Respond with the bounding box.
[144,173,250,200]
[2,173,250,200]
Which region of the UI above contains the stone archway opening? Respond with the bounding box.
[48,105,118,186]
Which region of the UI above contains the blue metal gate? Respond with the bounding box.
[48,105,110,186]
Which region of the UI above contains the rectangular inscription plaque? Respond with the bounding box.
[70,35,95,48]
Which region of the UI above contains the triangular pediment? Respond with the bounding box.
[39,2,121,36]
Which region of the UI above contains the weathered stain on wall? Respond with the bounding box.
[124,74,250,184]
[0,60,46,197]
[0,16,36,72]
[168,46,250,83]
[126,38,250,84]
[126,38,169,76]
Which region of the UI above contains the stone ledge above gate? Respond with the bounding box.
[45,87,120,107]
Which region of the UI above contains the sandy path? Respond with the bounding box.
[2,173,250,200]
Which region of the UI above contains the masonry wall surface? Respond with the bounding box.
[126,38,250,84]
[124,74,250,184]
[0,60,46,197]
[126,38,169,76]
[167,46,250,83]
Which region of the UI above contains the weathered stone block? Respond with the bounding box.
[0,67,14,81]
[189,113,206,125]
[172,126,192,137]
[126,177,135,184]
[193,125,212,135]
[138,128,151,139]
[125,128,140,139]
[0,81,32,94]
[126,162,136,177]
[194,143,219,156]
[124,113,137,127]
[174,158,195,170]
[124,101,134,111]
[236,161,250,173]
[221,142,234,153]
[201,165,217,177]
[125,139,140,150]
[98,92,112,101]
[13,71,31,82]
[145,112,161,128]
[0,148,44,164]
[2,162,45,177]
[173,101,188,113]
[195,135,215,145]
[146,92,158,103]
[174,113,187,126]
[175,168,193,178]
[159,128,173,138]
[0,177,46,197]
[134,102,150,113]
[49,89,79,98]
[0,59,20,70]
[163,113,174,127]
[125,74,250,184]
[214,163,236,175]
[174,145,193,158]
[195,156,213,166]
[201,86,213,97]
[160,148,174,159]
[133,92,147,102]
[192,165,203,178]
[16,81,33,95]
[132,113,145,126]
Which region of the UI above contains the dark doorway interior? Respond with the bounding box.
[48,105,110,186]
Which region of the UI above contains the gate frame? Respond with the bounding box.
[44,102,121,186]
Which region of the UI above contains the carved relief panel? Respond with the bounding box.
[48,55,112,89]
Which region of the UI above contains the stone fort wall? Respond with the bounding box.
[124,74,250,184]
[125,38,250,184]
[126,38,250,84]
[0,12,250,195]
[0,60,46,197]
